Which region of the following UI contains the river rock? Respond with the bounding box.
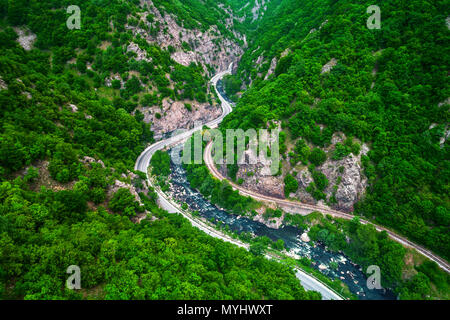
[300,232,310,242]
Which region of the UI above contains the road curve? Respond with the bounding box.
[134,63,343,300]
[204,141,450,274]
[134,63,234,175]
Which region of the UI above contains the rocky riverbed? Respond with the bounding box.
[166,145,396,300]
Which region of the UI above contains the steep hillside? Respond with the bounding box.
[220,0,449,281]
[1,0,449,301]
[0,0,256,139]
[0,0,324,300]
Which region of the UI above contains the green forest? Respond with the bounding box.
[1,172,320,299]
[221,0,449,263]
[0,0,449,301]
[284,212,450,299]
[0,0,321,300]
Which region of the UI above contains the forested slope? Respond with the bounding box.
[222,0,449,268]
[1,0,449,301]
[0,0,319,300]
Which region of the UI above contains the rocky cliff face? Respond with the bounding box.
[235,161,285,199]
[136,98,222,138]
[251,0,270,21]
[321,58,338,74]
[131,0,244,74]
[264,48,291,80]
[230,130,369,212]
[220,122,286,199]
[121,1,244,137]
[291,133,369,212]
[107,169,153,223]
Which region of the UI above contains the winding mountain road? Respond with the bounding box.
[135,63,233,175]
[135,63,344,300]
[204,141,450,274]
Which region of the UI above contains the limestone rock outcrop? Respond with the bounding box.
[137,99,221,138]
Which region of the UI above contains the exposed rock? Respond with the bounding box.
[68,104,78,113]
[171,50,197,67]
[222,122,284,198]
[290,133,369,212]
[138,98,221,136]
[131,1,244,74]
[127,42,152,62]
[293,168,316,204]
[105,73,125,88]
[251,0,269,21]
[441,128,450,148]
[321,58,338,74]
[108,178,141,205]
[13,27,36,51]
[81,156,105,168]
[322,154,367,212]
[360,143,369,156]
[429,123,450,148]
[15,160,76,192]
[132,212,155,224]
[0,77,7,91]
[309,20,328,34]
[253,210,284,229]
[438,97,450,107]
[331,132,345,145]
[247,171,284,198]
[107,170,152,222]
[23,91,32,99]
[284,250,301,260]
[320,20,329,29]
[259,48,291,80]
[255,55,264,66]
[119,1,244,140]
[280,48,291,58]
[229,145,285,198]
[99,41,111,50]
[264,57,277,80]
[318,263,327,270]
[301,232,310,242]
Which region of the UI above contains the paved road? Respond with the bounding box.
[134,63,233,175]
[204,141,450,274]
[134,63,343,300]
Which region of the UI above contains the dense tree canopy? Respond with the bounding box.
[0,0,322,300]
[221,0,450,263]
[1,0,449,301]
